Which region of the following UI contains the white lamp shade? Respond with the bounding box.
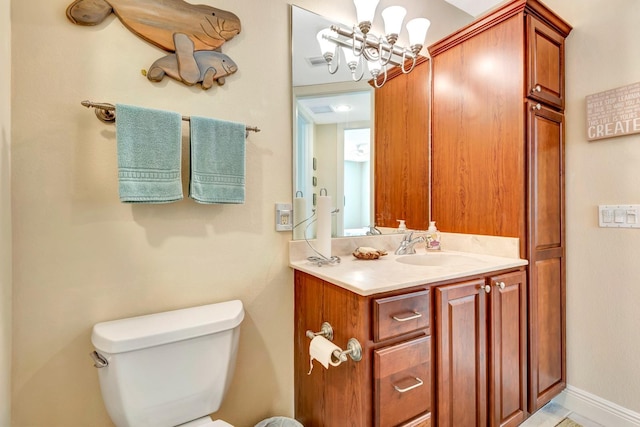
[367,59,383,73]
[406,18,431,47]
[341,46,359,65]
[353,0,380,24]
[381,6,407,36]
[316,28,335,56]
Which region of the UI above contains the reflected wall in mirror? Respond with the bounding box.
[292,5,375,239]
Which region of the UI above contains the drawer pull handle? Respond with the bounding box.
[392,311,422,322]
[394,377,424,393]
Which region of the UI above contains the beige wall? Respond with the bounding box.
[543,0,640,414]
[7,0,467,426]
[10,0,294,425]
[13,0,640,426]
[1,0,12,424]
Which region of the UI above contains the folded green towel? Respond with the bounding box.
[189,116,246,204]
[116,104,183,203]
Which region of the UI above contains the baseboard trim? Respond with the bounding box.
[553,384,640,427]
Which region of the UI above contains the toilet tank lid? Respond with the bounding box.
[92,300,244,354]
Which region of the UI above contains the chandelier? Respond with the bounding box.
[316,0,431,88]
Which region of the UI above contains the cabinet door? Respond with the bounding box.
[527,15,566,109]
[431,14,526,243]
[489,271,528,427]
[435,279,488,427]
[374,59,430,230]
[527,102,566,412]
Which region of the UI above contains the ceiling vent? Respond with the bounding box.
[309,105,334,114]
[306,56,328,67]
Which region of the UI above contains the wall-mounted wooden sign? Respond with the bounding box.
[586,82,640,141]
[66,0,241,90]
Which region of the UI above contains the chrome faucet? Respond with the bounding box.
[394,231,425,255]
[366,225,382,235]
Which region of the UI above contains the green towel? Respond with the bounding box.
[116,104,183,203]
[189,116,246,204]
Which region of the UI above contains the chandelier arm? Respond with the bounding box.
[378,36,394,67]
[327,44,340,75]
[351,57,365,82]
[373,66,388,89]
[351,26,365,56]
[361,33,380,62]
[401,49,417,74]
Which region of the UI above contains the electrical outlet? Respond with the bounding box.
[275,203,293,231]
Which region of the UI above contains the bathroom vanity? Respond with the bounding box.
[290,235,528,427]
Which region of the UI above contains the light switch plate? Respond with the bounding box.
[598,204,640,228]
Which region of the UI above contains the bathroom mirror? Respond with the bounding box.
[291,3,475,239]
[291,5,375,239]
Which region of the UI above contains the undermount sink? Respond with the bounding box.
[395,252,486,267]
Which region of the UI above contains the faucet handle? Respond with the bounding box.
[402,230,414,241]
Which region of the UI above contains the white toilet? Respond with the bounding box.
[90,300,244,427]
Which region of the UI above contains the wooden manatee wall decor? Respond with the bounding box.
[66,0,241,89]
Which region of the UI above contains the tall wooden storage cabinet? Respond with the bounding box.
[429,0,571,414]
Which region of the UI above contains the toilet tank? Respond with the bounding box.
[91,300,244,427]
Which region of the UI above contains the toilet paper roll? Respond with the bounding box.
[316,195,332,257]
[308,336,342,374]
[293,197,307,240]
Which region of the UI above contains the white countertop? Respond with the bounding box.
[289,233,528,296]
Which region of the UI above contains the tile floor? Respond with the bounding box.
[521,402,604,427]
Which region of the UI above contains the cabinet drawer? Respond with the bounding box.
[373,290,429,341]
[374,336,431,427]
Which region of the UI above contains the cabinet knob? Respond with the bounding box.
[393,377,424,393]
[496,281,506,290]
[532,84,542,93]
[479,284,491,293]
[532,103,542,111]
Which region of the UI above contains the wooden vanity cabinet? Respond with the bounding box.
[294,267,526,427]
[429,0,570,414]
[294,270,432,427]
[434,270,527,427]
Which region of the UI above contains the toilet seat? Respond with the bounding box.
[178,417,233,427]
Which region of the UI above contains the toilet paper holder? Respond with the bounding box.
[305,322,334,341]
[305,322,363,363]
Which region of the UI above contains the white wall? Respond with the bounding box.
[1,0,12,424]
[544,0,640,415]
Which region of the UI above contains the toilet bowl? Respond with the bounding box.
[179,417,233,427]
[91,300,244,427]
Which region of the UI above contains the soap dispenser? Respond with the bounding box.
[426,221,441,251]
[397,220,407,233]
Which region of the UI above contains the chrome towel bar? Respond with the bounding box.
[80,100,261,137]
